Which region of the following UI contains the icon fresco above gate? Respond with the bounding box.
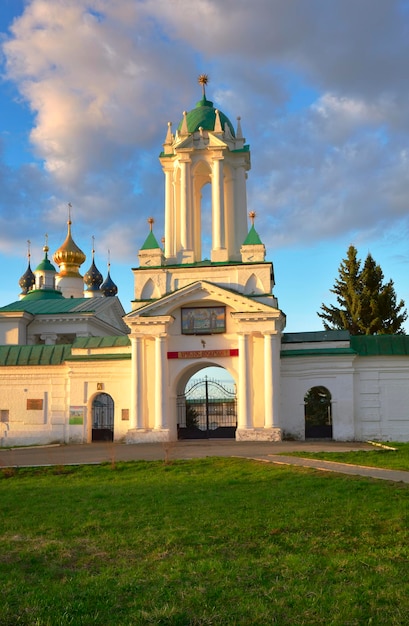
[181,306,226,335]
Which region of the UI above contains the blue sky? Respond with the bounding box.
[1,0,409,333]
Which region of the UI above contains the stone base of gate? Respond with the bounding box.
[236,427,282,442]
[125,428,172,444]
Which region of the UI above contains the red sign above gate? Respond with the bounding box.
[167,349,239,359]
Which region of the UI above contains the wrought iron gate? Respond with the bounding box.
[177,377,237,439]
[92,393,114,442]
[304,386,333,439]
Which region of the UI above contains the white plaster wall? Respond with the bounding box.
[4,339,409,446]
[354,357,409,442]
[0,358,132,446]
[280,356,356,440]
[0,367,67,446]
[0,319,27,345]
[69,359,132,442]
[131,263,274,304]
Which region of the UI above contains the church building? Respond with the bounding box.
[1,79,409,446]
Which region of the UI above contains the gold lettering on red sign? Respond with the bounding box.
[167,349,238,360]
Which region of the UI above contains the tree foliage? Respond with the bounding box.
[318,245,407,335]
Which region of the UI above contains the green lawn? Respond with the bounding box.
[1,458,409,625]
[286,442,409,471]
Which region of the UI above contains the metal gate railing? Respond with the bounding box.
[177,377,237,439]
[92,393,114,442]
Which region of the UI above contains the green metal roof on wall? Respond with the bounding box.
[282,330,351,343]
[140,231,161,250]
[350,335,409,356]
[281,347,356,357]
[0,297,95,315]
[0,340,131,366]
[281,332,409,356]
[243,225,263,246]
[0,344,72,366]
[73,336,130,349]
[178,97,235,136]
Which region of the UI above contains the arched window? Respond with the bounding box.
[304,386,332,439]
[92,393,114,442]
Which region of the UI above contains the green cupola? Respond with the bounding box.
[138,218,165,267]
[241,212,266,263]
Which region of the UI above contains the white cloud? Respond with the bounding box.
[1,0,409,274]
[3,0,197,186]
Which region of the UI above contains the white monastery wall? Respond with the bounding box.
[353,356,409,442]
[0,366,67,446]
[280,355,356,441]
[3,347,409,446]
[0,359,132,446]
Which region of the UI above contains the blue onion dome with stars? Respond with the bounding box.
[100,257,118,297]
[83,242,103,292]
[19,242,36,295]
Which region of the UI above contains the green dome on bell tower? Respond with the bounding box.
[177,74,235,136]
[178,96,235,136]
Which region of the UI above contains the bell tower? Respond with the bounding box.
[160,75,250,264]
[131,78,278,310]
[126,78,285,445]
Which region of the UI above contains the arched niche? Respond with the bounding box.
[141,278,160,300]
[244,273,264,295]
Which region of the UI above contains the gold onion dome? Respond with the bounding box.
[53,219,86,277]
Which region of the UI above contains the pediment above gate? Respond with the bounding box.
[125,280,285,329]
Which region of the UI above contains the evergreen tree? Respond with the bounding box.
[318,245,407,335]
[318,245,363,335]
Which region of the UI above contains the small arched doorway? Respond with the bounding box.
[92,393,114,442]
[304,386,332,439]
[177,366,237,439]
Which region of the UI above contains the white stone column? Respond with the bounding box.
[211,157,225,251]
[164,168,174,259]
[180,160,188,250]
[234,163,248,249]
[264,332,281,428]
[40,333,58,345]
[264,332,274,429]
[154,335,167,430]
[130,336,143,430]
[224,171,235,259]
[237,333,251,429]
[271,333,281,428]
[193,184,202,261]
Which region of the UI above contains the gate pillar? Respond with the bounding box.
[264,332,281,429]
[237,332,251,430]
[130,335,144,429]
[154,334,167,429]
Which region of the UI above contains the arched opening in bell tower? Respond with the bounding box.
[192,160,212,262]
[199,183,212,260]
